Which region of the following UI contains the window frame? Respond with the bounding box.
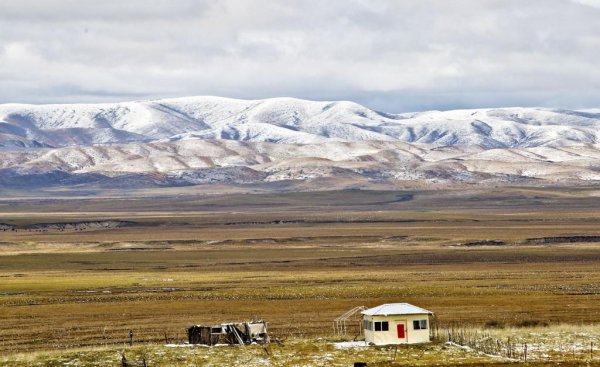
[373,321,389,332]
[413,319,428,330]
[381,321,389,331]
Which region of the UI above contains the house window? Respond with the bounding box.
[413,319,428,330]
[364,320,374,331]
[374,321,389,331]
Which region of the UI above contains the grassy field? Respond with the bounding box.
[1,188,600,365]
[4,337,600,367]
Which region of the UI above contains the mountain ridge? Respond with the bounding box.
[2,96,600,149]
[2,96,600,190]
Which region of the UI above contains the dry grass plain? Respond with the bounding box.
[1,188,600,365]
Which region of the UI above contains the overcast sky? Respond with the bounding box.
[1,0,599,112]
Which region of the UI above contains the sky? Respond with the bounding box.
[1,0,599,112]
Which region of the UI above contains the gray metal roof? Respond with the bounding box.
[361,303,433,316]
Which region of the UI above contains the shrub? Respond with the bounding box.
[514,319,549,328]
[484,320,505,329]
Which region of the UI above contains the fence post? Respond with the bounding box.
[524,343,527,362]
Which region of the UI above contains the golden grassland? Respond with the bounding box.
[1,188,600,365]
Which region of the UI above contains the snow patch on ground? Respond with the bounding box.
[333,341,369,349]
[164,343,231,348]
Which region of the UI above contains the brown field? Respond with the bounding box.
[1,188,600,365]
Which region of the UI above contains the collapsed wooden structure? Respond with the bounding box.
[187,321,269,345]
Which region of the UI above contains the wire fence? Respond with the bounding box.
[439,325,597,363]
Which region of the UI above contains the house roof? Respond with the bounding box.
[361,303,433,316]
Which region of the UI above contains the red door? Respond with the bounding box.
[397,324,405,339]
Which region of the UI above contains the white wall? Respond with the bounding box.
[363,313,431,345]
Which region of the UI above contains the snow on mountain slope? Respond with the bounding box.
[3,138,600,188]
[2,96,600,189]
[2,96,600,149]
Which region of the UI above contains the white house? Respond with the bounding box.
[362,303,433,345]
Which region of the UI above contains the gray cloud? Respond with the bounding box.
[0,0,599,112]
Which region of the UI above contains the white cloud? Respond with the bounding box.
[0,0,599,112]
[570,0,600,8]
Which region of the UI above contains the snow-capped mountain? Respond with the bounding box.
[1,96,600,189]
[2,96,600,149]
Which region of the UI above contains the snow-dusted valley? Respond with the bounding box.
[2,96,600,189]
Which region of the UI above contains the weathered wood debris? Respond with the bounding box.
[187,320,269,345]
